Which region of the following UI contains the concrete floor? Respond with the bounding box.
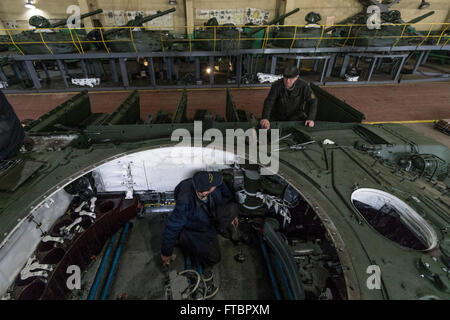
[104,213,273,300]
[5,82,450,122]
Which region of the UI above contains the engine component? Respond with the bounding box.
[138,192,176,214]
[64,176,92,196]
[59,217,84,237]
[291,241,332,298]
[19,256,53,281]
[410,154,448,181]
[241,169,264,211]
[10,192,137,300]
[237,189,293,227]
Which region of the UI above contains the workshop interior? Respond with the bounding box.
[0,0,449,301]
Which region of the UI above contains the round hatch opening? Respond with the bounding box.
[351,188,437,251]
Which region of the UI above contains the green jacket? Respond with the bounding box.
[262,78,317,121]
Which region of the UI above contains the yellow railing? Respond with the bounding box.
[0,22,448,55]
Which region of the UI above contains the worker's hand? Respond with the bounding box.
[231,217,239,229]
[260,119,270,130]
[161,254,176,267]
[305,120,315,127]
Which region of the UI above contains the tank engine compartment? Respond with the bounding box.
[2,147,348,300]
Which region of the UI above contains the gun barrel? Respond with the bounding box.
[407,11,434,24]
[247,8,300,36]
[103,8,176,37]
[50,9,104,28]
[141,8,176,24]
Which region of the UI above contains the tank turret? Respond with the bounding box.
[28,9,104,29]
[7,9,104,54]
[87,8,177,53]
[100,8,176,37]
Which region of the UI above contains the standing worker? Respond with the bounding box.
[160,171,239,273]
[0,90,24,160]
[260,65,318,129]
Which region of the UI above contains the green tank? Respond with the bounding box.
[87,8,176,53]
[270,12,340,48]
[351,10,435,47]
[7,9,103,55]
[0,86,449,300]
[193,8,300,51]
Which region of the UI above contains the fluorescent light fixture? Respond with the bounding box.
[24,0,35,9]
[168,0,177,5]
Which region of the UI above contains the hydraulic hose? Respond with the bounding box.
[87,234,117,300]
[100,223,131,300]
[258,233,282,300]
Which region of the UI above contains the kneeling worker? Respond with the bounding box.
[161,171,239,271]
[260,65,318,129]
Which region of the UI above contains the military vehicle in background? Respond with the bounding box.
[193,8,300,51]
[351,10,435,47]
[270,12,339,48]
[325,0,435,47]
[87,8,176,53]
[3,9,103,55]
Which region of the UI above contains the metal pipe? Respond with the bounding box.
[87,233,117,300]
[100,223,131,300]
[258,233,281,300]
[50,9,104,28]
[103,8,176,37]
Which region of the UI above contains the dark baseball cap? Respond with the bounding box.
[283,65,300,78]
[192,171,223,192]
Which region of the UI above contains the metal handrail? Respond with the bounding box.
[0,22,448,53]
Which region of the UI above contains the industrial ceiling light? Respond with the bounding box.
[418,0,430,9]
[168,0,177,5]
[24,0,35,9]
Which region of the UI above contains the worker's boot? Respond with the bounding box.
[198,266,219,300]
[202,267,214,282]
